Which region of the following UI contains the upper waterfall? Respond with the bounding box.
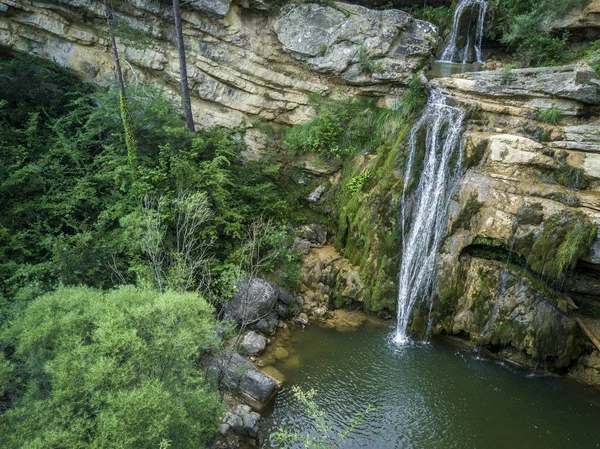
[394,89,466,345]
[440,0,489,64]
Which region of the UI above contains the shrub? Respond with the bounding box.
[284,98,387,160]
[0,286,223,448]
[494,0,589,66]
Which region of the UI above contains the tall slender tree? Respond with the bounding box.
[103,0,139,173]
[172,0,195,131]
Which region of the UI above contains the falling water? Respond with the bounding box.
[393,90,466,345]
[440,0,489,64]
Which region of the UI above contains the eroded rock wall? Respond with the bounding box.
[0,0,436,128]
[428,64,600,371]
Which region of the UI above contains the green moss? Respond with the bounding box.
[526,212,597,281]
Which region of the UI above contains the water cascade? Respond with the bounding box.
[440,0,489,64]
[394,90,466,345]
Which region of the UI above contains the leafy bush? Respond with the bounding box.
[492,0,589,66]
[0,286,223,448]
[284,98,388,160]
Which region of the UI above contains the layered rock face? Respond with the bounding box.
[429,64,600,372]
[0,0,436,127]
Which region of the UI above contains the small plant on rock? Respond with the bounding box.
[537,106,562,124]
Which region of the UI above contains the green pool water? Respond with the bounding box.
[260,321,600,449]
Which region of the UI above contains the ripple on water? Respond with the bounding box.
[261,323,600,449]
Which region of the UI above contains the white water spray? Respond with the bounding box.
[440,0,489,64]
[393,90,466,345]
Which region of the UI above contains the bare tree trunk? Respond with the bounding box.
[103,0,139,173]
[172,0,195,131]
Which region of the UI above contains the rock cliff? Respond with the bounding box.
[0,0,435,128]
[428,64,600,374]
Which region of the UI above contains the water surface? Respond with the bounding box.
[428,60,483,78]
[261,322,600,448]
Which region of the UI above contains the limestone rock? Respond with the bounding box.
[240,331,267,355]
[447,257,581,368]
[0,0,434,128]
[223,277,278,325]
[209,352,278,407]
[188,0,232,17]
[273,2,437,85]
[307,184,326,203]
[445,65,600,105]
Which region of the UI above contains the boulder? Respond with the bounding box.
[209,352,278,407]
[224,405,260,438]
[301,224,327,245]
[292,237,312,254]
[273,2,436,85]
[277,286,295,306]
[255,312,279,334]
[240,331,267,355]
[223,277,279,325]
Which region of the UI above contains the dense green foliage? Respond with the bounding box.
[283,97,389,160]
[0,54,293,306]
[0,286,223,448]
[490,0,590,65]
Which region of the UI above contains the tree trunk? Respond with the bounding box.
[103,0,139,173]
[172,0,195,131]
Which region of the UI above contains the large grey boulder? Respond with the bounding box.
[188,0,231,17]
[223,277,279,325]
[209,352,278,407]
[273,2,436,85]
[224,405,260,438]
[240,331,267,355]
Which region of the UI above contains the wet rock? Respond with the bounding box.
[240,331,267,355]
[297,313,309,326]
[255,312,279,334]
[273,346,289,360]
[276,303,290,319]
[223,277,278,325]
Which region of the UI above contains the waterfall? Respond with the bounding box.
[440,0,489,64]
[393,90,466,345]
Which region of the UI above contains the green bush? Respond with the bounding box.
[0,286,223,448]
[284,98,388,160]
[493,0,589,66]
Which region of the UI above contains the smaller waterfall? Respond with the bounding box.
[394,90,466,345]
[440,0,489,64]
